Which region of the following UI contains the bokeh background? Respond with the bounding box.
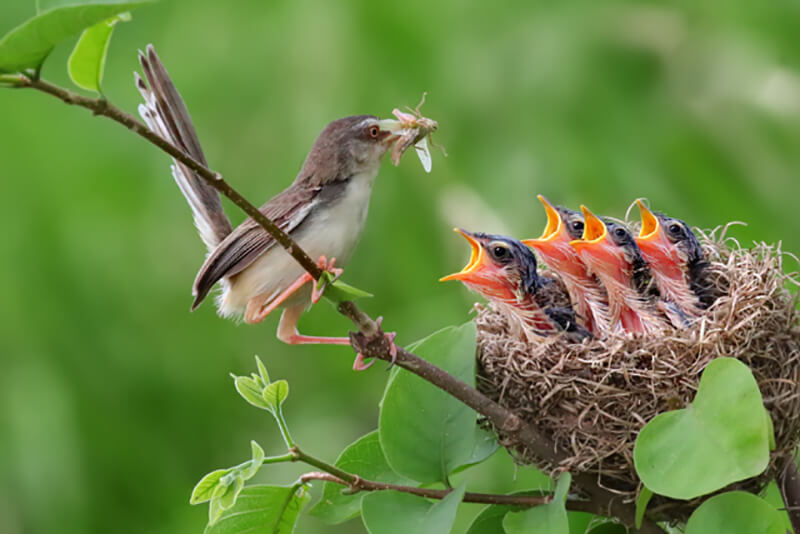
[2,1,800,533]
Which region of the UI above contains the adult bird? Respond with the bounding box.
[523,195,611,336]
[135,45,399,369]
[440,229,590,342]
[634,200,714,320]
[570,207,664,334]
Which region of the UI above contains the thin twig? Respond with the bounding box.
[10,78,664,533]
[298,471,552,507]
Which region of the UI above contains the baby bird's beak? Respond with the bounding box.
[440,228,484,283]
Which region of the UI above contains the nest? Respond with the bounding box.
[475,225,800,518]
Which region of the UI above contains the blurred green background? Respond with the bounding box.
[2,1,800,533]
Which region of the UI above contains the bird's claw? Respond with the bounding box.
[349,316,398,371]
[311,255,344,304]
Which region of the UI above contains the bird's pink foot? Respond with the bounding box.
[311,255,344,304]
[351,316,398,371]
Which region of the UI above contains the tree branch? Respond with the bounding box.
[11,77,663,533]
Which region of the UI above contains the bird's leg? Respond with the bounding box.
[244,256,343,324]
[276,304,351,345]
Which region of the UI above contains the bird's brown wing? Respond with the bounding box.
[191,184,319,309]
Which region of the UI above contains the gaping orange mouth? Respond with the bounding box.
[569,205,607,250]
[635,199,661,243]
[440,228,483,282]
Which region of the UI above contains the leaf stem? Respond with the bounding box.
[260,452,296,466]
[8,76,665,533]
[273,407,295,449]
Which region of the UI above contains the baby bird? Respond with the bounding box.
[441,229,590,342]
[635,200,715,323]
[523,195,611,336]
[570,207,664,334]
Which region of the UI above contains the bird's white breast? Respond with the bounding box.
[217,169,378,317]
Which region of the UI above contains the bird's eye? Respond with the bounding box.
[368,126,380,139]
[668,223,682,235]
[488,242,510,261]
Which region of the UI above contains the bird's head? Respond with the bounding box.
[440,229,540,301]
[523,195,585,260]
[570,206,645,287]
[297,115,399,185]
[635,199,704,271]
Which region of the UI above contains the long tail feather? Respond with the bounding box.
[136,44,232,251]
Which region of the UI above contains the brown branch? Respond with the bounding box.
[12,77,663,533]
[14,75,325,281]
[780,456,800,534]
[298,471,552,507]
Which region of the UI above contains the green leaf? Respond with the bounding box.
[262,380,289,412]
[635,486,653,529]
[361,482,466,534]
[320,274,373,305]
[233,375,270,411]
[66,12,129,92]
[255,356,270,385]
[309,431,414,525]
[453,426,499,474]
[191,469,231,505]
[765,409,776,451]
[241,441,265,481]
[0,0,153,74]
[205,485,310,534]
[464,490,555,534]
[379,322,477,484]
[217,474,245,511]
[633,358,770,499]
[685,491,785,534]
[503,473,571,534]
[760,480,795,534]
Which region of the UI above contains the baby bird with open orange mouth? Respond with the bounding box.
[523,196,611,336]
[635,200,715,324]
[570,207,665,334]
[441,229,590,342]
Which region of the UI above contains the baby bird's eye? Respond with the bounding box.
[488,241,511,262]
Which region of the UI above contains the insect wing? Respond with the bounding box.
[414,136,432,172]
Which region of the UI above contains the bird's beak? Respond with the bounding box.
[377,119,403,144]
[523,195,565,251]
[635,199,665,249]
[570,206,630,284]
[440,228,484,283]
[634,199,683,278]
[570,206,607,250]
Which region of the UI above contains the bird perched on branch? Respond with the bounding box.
[135,45,400,369]
[570,207,664,334]
[440,229,590,342]
[634,200,715,323]
[523,196,611,336]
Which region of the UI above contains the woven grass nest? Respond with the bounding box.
[474,224,800,517]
